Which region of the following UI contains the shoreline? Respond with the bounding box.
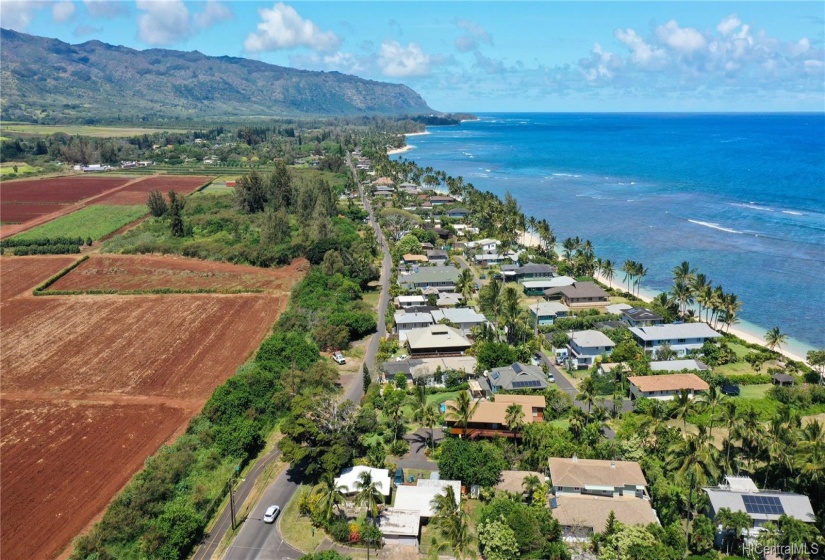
[387,131,430,156]
[591,270,810,364]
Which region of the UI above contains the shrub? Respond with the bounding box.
[328,519,351,543]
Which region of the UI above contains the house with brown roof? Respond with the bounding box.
[548,456,658,540]
[495,470,546,496]
[628,373,709,400]
[544,281,609,307]
[444,393,545,438]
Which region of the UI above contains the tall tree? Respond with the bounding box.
[764,327,788,352]
[504,403,525,453]
[446,391,480,438]
[314,473,347,522]
[354,470,384,523]
[168,190,185,237]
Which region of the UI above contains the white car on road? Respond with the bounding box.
[263,505,280,524]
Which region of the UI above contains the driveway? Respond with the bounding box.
[397,427,442,470]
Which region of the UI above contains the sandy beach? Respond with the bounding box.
[387,145,414,156]
[592,270,809,363]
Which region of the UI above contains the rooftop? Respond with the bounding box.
[628,373,710,393]
[379,509,420,536]
[446,394,546,426]
[523,277,575,289]
[335,466,392,496]
[546,281,609,299]
[629,323,722,342]
[605,303,633,315]
[548,457,648,488]
[431,307,488,324]
[400,266,460,285]
[649,359,709,372]
[495,470,546,495]
[393,480,461,517]
[394,312,435,325]
[403,254,428,262]
[488,363,548,390]
[622,308,664,322]
[570,329,616,349]
[704,477,816,523]
[530,301,571,316]
[406,325,472,351]
[552,494,659,531]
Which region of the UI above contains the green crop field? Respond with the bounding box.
[0,122,186,138]
[0,162,41,176]
[14,205,147,241]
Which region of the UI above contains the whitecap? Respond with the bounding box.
[733,202,773,212]
[782,210,804,216]
[688,219,742,234]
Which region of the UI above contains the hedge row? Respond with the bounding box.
[12,244,81,255]
[32,255,89,292]
[1,236,87,247]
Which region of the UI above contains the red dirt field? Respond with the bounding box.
[48,254,308,293]
[0,203,71,224]
[0,176,132,204]
[0,255,79,302]
[1,293,289,398]
[97,175,212,204]
[0,397,191,560]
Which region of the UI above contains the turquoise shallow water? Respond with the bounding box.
[393,113,825,353]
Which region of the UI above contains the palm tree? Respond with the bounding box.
[522,474,542,504]
[764,327,788,352]
[422,403,440,453]
[354,470,384,523]
[695,385,724,440]
[633,262,647,296]
[715,507,752,555]
[314,473,347,522]
[669,389,698,432]
[670,279,694,318]
[601,259,615,287]
[667,427,721,542]
[721,292,742,332]
[455,267,475,306]
[692,273,712,320]
[500,285,522,344]
[430,486,475,560]
[504,403,525,452]
[622,260,636,293]
[446,391,479,438]
[576,377,599,415]
[411,384,429,423]
[672,261,696,287]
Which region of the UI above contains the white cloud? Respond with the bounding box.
[378,41,431,77]
[455,18,492,53]
[193,0,232,30]
[136,0,191,46]
[83,0,127,18]
[1,1,47,31]
[52,1,76,23]
[579,43,623,83]
[655,20,707,55]
[615,28,666,69]
[244,2,340,53]
[717,14,741,36]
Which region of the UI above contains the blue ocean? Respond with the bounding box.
[393,113,825,355]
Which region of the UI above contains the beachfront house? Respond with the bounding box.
[703,476,816,542]
[545,281,610,307]
[444,393,545,438]
[522,276,576,296]
[548,456,658,541]
[406,325,472,357]
[398,266,460,292]
[629,323,722,356]
[628,373,709,400]
[429,195,456,205]
[565,330,616,368]
[622,308,664,327]
[529,301,570,326]
[501,263,555,282]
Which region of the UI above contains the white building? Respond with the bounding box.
[629,323,722,356]
[567,330,616,368]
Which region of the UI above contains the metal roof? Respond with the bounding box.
[629,323,722,342]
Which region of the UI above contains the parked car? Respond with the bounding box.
[531,353,542,366]
[332,351,346,365]
[721,383,740,396]
[547,372,555,383]
[263,505,280,523]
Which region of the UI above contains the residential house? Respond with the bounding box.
[406,325,472,357]
[605,303,633,315]
[429,195,457,205]
[465,238,501,253]
[495,471,546,497]
[628,323,722,356]
[483,363,548,393]
[398,266,460,292]
[772,373,795,386]
[430,307,488,335]
[649,359,709,372]
[435,292,463,307]
[544,281,610,307]
[426,250,449,264]
[628,373,709,400]
[394,312,435,341]
[383,479,462,546]
[565,330,616,368]
[529,301,570,326]
[374,177,394,186]
[395,295,427,309]
[472,251,518,266]
[521,276,575,296]
[335,466,392,499]
[446,207,471,219]
[622,308,664,327]
[443,393,545,438]
[704,476,816,541]
[501,263,555,282]
[402,254,428,265]
[379,509,420,547]
[548,456,658,541]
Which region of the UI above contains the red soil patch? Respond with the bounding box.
[49,254,308,293]
[0,255,79,302]
[1,293,289,398]
[0,176,131,204]
[1,203,71,224]
[97,175,212,205]
[0,397,189,560]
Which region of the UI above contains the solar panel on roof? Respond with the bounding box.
[512,363,523,374]
[742,495,784,516]
[491,371,500,380]
[512,380,542,388]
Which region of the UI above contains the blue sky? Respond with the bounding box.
[3,1,824,112]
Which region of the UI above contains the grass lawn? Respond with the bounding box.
[547,418,571,429]
[279,485,325,553]
[715,361,759,376]
[728,342,755,360]
[1,162,40,176]
[195,183,234,195]
[427,390,461,408]
[361,289,380,310]
[0,122,186,137]
[738,384,772,399]
[13,205,146,241]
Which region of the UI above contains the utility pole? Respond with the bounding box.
[229,479,236,530]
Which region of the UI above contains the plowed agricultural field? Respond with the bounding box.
[0,176,131,204]
[0,255,79,302]
[0,203,69,224]
[98,175,212,204]
[48,254,308,293]
[0,397,190,560]
[0,255,305,558]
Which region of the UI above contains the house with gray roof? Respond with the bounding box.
[446,207,471,219]
[406,325,472,357]
[545,281,610,307]
[430,307,488,335]
[398,266,460,292]
[394,311,435,341]
[529,301,570,326]
[485,363,548,393]
[501,263,555,282]
[704,476,816,541]
[426,249,449,264]
[629,323,722,356]
[522,276,575,296]
[566,330,616,368]
[622,308,664,327]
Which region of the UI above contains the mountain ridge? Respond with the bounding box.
[0,29,435,123]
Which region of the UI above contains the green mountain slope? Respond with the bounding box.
[0,29,435,123]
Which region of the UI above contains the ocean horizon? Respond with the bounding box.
[392,112,825,357]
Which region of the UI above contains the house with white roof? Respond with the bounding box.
[528,301,570,326]
[565,330,616,368]
[522,276,575,296]
[430,307,488,335]
[334,466,392,498]
[394,312,435,341]
[629,323,722,356]
[395,295,427,309]
[465,238,500,253]
[381,479,462,547]
[704,476,816,542]
[406,325,472,357]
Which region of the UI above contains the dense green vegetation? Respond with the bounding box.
[14,205,146,241]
